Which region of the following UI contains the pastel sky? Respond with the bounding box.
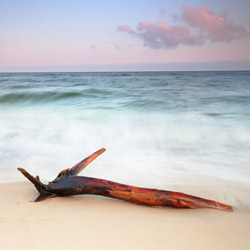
[1,0,250,72]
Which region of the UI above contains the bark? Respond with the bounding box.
[17,148,233,211]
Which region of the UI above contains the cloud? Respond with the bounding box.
[135,20,202,49]
[113,44,121,50]
[117,6,250,49]
[117,25,134,34]
[118,19,203,49]
[182,6,249,41]
[106,41,121,51]
[90,45,98,51]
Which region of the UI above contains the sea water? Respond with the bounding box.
[0,71,250,205]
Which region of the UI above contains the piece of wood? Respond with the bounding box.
[17,148,233,211]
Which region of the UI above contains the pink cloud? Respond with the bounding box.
[118,6,250,49]
[182,6,249,41]
[118,20,202,49]
[136,20,202,48]
[117,25,134,34]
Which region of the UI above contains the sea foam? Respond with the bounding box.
[0,71,250,207]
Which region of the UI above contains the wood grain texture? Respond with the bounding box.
[17,148,233,211]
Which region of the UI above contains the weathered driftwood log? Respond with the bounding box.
[18,148,233,211]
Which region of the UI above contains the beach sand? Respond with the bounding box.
[0,181,250,250]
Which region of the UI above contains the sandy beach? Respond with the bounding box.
[1,0,250,248]
[0,181,250,250]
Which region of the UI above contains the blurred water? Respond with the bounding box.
[0,72,250,200]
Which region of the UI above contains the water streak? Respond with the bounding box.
[0,71,250,207]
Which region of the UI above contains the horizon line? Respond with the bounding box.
[1,61,250,73]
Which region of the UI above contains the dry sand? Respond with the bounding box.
[0,181,250,250]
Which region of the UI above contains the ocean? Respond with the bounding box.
[0,71,250,206]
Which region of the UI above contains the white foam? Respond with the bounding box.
[1,108,250,187]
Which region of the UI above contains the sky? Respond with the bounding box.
[0,0,250,72]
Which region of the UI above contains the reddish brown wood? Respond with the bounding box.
[17,148,233,211]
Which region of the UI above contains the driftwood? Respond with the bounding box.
[18,148,233,211]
